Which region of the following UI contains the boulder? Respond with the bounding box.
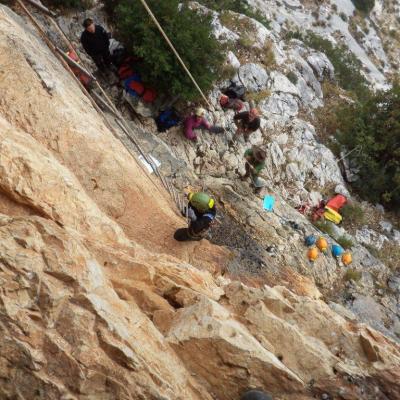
[227,50,241,69]
[355,227,389,250]
[269,71,300,96]
[237,63,269,92]
[166,297,305,400]
[306,52,335,81]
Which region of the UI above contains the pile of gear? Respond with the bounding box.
[305,234,352,265]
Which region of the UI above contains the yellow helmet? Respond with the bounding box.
[195,107,206,117]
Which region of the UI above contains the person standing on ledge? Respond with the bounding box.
[174,192,216,241]
[80,18,112,72]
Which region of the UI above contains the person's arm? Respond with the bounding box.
[200,117,211,130]
[234,111,247,122]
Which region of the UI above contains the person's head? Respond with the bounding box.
[240,390,273,400]
[194,107,206,121]
[253,146,266,163]
[83,18,95,33]
[249,108,260,121]
[188,192,215,213]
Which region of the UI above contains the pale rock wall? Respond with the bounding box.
[0,4,399,400]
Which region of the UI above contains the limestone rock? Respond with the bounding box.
[166,296,305,400]
[269,71,300,96]
[237,63,269,92]
[306,52,335,81]
[0,3,400,400]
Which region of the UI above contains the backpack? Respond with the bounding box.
[155,108,182,132]
[223,80,246,100]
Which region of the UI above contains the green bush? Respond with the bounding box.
[198,0,271,29]
[313,220,335,237]
[286,71,298,84]
[302,32,370,100]
[351,0,375,14]
[43,0,84,8]
[335,85,400,211]
[109,0,224,101]
[344,269,362,282]
[340,203,365,226]
[336,236,354,249]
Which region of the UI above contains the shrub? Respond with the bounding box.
[379,243,400,271]
[260,40,276,68]
[246,89,271,103]
[286,71,298,84]
[198,0,271,29]
[351,0,375,14]
[44,0,83,8]
[336,236,354,249]
[302,32,370,100]
[339,12,348,21]
[110,0,224,101]
[344,269,362,282]
[340,203,365,226]
[313,220,335,237]
[285,30,303,41]
[335,85,400,211]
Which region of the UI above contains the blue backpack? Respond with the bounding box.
[156,108,181,132]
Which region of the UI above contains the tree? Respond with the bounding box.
[336,85,400,211]
[112,0,224,100]
[351,0,375,14]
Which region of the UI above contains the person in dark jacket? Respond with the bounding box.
[233,108,261,141]
[174,192,216,241]
[80,18,111,71]
[240,390,273,400]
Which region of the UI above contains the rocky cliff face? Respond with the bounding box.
[0,2,400,400]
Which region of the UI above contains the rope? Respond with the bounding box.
[137,0,212,109]
[45,9,186,212]
[15,0,186,216]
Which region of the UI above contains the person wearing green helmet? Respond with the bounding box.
[174,192,217,241]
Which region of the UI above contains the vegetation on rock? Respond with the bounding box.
[43,0,90,8]
[336,85,400,211]
[352,0,375,14]
[105,0,224,100]
[197,0,271,29]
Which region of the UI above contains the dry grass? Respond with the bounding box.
[246,89,271,103]
[259,41,276,69]
[344,269,362,282]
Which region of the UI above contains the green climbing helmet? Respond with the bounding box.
[188,192,214,213]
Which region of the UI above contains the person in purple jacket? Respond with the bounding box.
[184,107,223,142]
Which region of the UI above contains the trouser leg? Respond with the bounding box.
[92,54,106,71]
